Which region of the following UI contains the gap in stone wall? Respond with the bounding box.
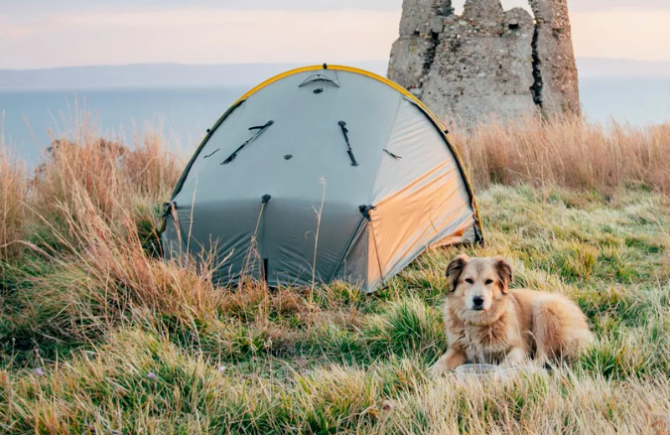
[451,0,533,15]
[447,0,542,111]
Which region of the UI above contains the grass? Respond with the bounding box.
[0,148,28,263]
[453,115,670,193]
[1,115,670,434]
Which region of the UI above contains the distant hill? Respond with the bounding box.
[1,58,668,91]
[0,61,389,91]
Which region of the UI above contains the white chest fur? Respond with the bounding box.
[462,326,511,363]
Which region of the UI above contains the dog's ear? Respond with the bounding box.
[446,254,469,292]
[493,257,513,294]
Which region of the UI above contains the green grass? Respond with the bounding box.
[2,185,670,434]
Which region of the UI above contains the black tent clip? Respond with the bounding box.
[384,149,402,159]
[249,121,274,130]
[221,120,275,165]
[262,194,272,204]
[359,205,376,221]
[204,148,220,158]
[162,201,177,218]
[338,121,359,167]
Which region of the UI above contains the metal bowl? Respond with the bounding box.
[454,364,502,381]
[455,364,500,375]
[454,364,546,383]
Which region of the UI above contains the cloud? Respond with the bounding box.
[0,9,401,69]
[569,0,670,12]
[452,0,670,17]
[453,0,670,14]
[2,0,403,14]
[571,9,670,61]
[2,2,670,70]
[0,14,42,39]
[4,0,670,16]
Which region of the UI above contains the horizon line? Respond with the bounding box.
[4,57,670,72]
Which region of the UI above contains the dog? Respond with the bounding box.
[431,255,593,375]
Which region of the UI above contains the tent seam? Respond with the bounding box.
[328,215,367,283]
[404,97,483,243]
[369,221,385,286]
[370,96,404,204]
[365,96,404,287]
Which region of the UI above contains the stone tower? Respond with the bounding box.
[388,0,580,129]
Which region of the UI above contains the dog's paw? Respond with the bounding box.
[502,347,529,368]
[429,363,449,377]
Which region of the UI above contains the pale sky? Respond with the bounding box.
[0,0,668,69]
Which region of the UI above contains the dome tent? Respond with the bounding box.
[163,65,483,293]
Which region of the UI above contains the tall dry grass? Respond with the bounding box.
[0,121,198,346]
[21,188,225,341]
[32,122,181,242]
[453,115,670,192]
[0,148,28,263]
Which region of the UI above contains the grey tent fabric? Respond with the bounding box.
[163,65,483,293]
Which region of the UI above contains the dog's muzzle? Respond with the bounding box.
[472,296,485,311]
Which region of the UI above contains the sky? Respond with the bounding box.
[1,0,669,69]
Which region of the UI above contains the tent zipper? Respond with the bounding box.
[337,121,359,167]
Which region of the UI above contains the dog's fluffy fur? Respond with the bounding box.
[431,255,593,375]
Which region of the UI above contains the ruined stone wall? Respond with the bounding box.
[388,0,580,129]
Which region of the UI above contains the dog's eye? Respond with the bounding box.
[465,278,474,284]
[485,279,494,285]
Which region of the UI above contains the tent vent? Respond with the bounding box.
[300,73,340,88]
[338,121,359,167]
[221,120,274,165]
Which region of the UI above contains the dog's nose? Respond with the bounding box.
[472,296,484,309]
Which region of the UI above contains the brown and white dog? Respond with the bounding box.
[431,255,593,375]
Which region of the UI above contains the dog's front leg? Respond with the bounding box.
[502,347,528,367]
[431,346,467,376]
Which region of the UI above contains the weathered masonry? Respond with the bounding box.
[388,0,580,129]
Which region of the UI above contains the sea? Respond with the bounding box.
[1,78,669,166]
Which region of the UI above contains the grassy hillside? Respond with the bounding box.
[1,117,670,434]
